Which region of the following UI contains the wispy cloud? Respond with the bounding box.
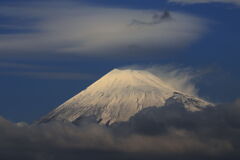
[120,65,204,96]
[0,2,208,58]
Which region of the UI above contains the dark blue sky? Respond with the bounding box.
[0,0,240,123]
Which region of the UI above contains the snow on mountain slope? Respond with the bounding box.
[165,92,211,111]
[39,69,213,125]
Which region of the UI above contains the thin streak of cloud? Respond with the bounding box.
[0,62,49,70]
[0,71,96,80]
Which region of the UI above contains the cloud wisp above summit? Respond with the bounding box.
[0,2,207,58]
[119,65,201,96]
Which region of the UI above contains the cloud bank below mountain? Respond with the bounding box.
[1,99,240,160]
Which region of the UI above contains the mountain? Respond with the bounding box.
[38,69,213,125]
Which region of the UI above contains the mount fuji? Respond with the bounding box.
[38,69,213,125]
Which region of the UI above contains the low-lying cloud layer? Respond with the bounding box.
[0,2,207,58]
[1,100,240,160]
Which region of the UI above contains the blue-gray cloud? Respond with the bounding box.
[0,2,208,58]
[169,0,240,5]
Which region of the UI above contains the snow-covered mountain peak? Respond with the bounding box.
[38,68,213,125]
[85,68,175,94]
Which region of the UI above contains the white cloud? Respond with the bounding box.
[120,65,199,96]
[169,0,240,5]
[0,2,207,58]
[147,65,198,96]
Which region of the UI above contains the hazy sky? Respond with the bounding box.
[0,0,240,122]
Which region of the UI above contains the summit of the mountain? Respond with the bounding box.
[38,69,213,125]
